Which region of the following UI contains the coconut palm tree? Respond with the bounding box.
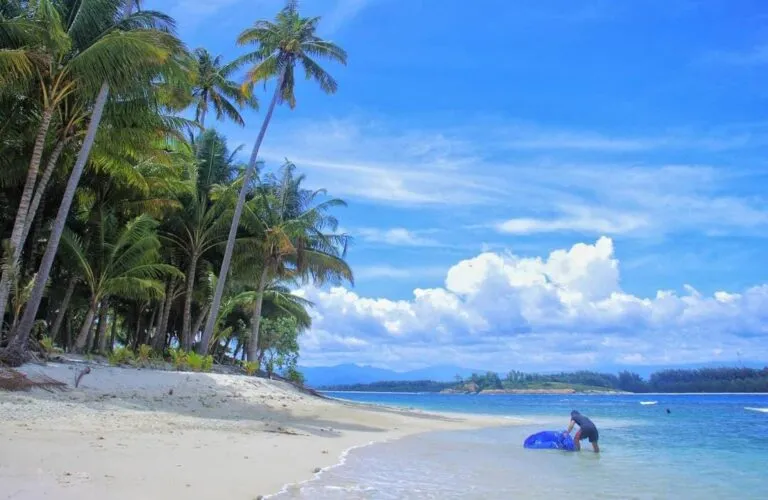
[200,161,352,359]
[201,0,347,350]
[162,131,237,351]
[6,0,188,364]
[191,48,256,128]
[61,213,182,353]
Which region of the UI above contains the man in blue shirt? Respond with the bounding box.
[565,410,600,453]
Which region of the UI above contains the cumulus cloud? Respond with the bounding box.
[296,237,768,370]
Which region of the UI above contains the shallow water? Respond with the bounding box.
[272,393,768,499]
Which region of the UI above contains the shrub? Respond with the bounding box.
[201,354,213,372]
[39,336,61,355]
[243,361,259,376]
[169,348,188,371]
[137,345,152,363]
[108,347,135,366]
[286,367,305,386]
[187,352,204,372]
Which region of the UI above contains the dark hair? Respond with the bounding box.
[571,410,580,418]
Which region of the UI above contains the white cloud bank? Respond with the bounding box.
[297,237,768,371]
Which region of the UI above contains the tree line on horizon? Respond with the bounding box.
[320,367,768,393]
[0,0,353,378]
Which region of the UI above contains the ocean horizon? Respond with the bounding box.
[271,392,768,499]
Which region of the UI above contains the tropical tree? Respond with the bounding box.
[5,0,188,364]
[201,0,348,350]
[162,131,236,350]
[61,214,181,353]
[191,48,255,128]
[204,162,352,360]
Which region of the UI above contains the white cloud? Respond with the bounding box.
[355,265,445,280]
[297,237,768,371]
[256,117,768,238]
[496,206,648,236]
[357,227,439,246]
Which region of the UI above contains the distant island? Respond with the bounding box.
[320,367,768,394]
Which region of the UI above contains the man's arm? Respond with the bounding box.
[565,419,575,434]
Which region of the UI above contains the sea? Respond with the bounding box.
[270,392,768,499]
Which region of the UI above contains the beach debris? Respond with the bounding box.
[74,367,91,388]
[0,367,67,392]
[168,388,174,396]
[313,467,322,473]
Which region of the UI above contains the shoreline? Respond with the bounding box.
[0,363,514,500]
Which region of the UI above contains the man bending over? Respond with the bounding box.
[565,410,599,453]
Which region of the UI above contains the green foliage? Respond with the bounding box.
[285,367,305,386]
[108,347,135,366]
[186,351,213,372]
[259,316,300,376]
[169,348,188,370]
[243,361,259,376]
[39,336,60,355]
[325,367,768,394]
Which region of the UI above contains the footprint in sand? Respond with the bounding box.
[58,471,91,486]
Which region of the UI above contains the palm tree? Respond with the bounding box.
[191,48,256,128]
[162,131,236,351]
[201,162,353,359]
[6,1,188,364]
[61,214,181,353]
[201,0,347,351]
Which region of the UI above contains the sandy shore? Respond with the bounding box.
[0,362,513,500]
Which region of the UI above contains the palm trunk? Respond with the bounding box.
[10,82,111,355]
[0,106,55,326]
[96,298,110,353]
[109,307,118,352]
[151,294,165,349]
[50,277,77,343]
[74,299,98,353]
[141,307,157,348]
[19,139,69,249]
[154,279,175,352]
[199,74,284,353]
[6,1,135,364]
[246,266,270,362]
[181,254,198,351]
[192,302,210,352]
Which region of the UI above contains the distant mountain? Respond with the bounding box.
[300,363,479,388]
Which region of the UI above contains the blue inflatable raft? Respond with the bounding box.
[523,430,576,451]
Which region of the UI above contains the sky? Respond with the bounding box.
[152,0,768,372]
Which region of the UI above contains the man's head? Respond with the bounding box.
[571,410,580,418]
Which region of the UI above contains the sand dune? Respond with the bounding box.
[0,362,512,499]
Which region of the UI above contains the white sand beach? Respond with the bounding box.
[0,363,512,500]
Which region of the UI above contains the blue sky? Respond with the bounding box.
[153,0,768,371]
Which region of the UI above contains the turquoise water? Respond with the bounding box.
[272,393,768,499]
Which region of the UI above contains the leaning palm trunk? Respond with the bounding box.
[9,82,111,358]
[199,74,284,354]
[0,107,55,326]
[74,299,99,353]
[19,139,69,248]
[49,277,77,343]
[192,303,210,351]
[246,265,270,362]
[4,0,137,365]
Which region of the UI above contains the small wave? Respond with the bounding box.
[640,401,658,405]
[744,407,768,414]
